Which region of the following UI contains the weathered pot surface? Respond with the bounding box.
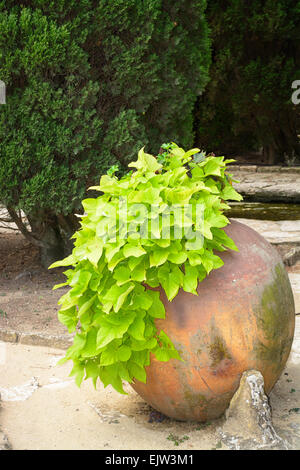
[131,220,295,422]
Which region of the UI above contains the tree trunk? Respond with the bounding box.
[262,144,278,165]
[6,208,79,268]
[263,118,300,166]
[27,212,79,269]
[39,225,66,269]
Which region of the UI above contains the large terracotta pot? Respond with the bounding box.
[132,220,295,422]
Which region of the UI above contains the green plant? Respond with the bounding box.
[0,309,7,319]
[0,0,210,267]
[50,144,242,394]
[211,440,222,450]
[195,421,211,430]
[166,433,189,446]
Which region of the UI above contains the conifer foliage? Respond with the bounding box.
[0,0,210,266]
[195,0,300,164]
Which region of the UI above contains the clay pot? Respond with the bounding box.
[132,220,295,422]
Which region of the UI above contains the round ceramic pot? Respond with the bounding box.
[131,220,295,422]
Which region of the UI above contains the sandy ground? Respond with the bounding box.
[0,231,67,336]
[0,317,299,451]
[0,343,225,450]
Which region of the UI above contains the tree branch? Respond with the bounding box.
[6,207,43,248]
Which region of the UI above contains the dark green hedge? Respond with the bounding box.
[195,0,300,164]
[0,0,210,265]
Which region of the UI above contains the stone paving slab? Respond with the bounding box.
[289,273,300,294]
[228,168,300,203]
[227,165,300,174]
[232,218,300,245]
[0,329,73,349]
[288,273,300,313]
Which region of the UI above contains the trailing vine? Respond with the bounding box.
[50,144,242,393]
